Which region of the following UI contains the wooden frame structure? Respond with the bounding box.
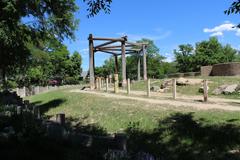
[89,34,148,89]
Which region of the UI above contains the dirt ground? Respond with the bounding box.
[70,88,240,111]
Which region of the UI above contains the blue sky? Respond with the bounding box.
[63,0,240,71]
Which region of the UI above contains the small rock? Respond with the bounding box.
[223,84,239,95]
[212,85,228,95]
[150,86,160,92]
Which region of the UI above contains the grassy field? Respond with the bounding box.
[131,76,240,99]
[25,88,240,159]
[26,88,240,133]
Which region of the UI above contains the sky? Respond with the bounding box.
[63,0,240,71]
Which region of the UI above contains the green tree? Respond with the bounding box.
[68,51,83,78]
[174,44,194,72]
[0,0,78,87]
[225,0,240,28]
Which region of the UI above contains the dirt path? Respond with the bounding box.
[70,89,240,111]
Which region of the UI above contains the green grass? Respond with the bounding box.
[26,88,240,133]
[131,76,240,99]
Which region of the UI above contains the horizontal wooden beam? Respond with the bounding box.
[126,41,148,46]
[97,48,141,52]
[97,44,135,50]
[90,37,124,41]
[94,40,119,49]
[95,50,119,55]
[117,52,138,56]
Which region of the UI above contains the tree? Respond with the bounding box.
[174,44,194,72]
[0,0,78,87]
[68,51,83,78]
[225,0,240,28]
[83,0,112,17]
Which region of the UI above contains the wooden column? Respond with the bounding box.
[137,56,141,81]
[143,45,147,81]
[121,41,127,87]
[147,79,151,97]
[114,74,119,93]
[114,55,118,74]
[127,78,130,95]
[172,79,177,100]
[203,80,208,102]
[89,34,95,89]
[106,77,109,92]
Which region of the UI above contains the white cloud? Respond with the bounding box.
[204,22,240,37]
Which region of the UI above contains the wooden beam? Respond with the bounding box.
[89,34,95,89]
[97,48,141,52]
[96,50,119,55]
[142,45,147,80]
[138,56,141,81]
[94,40,119,49]
[91,37,124,41]
[121,41,127,87]
[126,41,148,46]
[114,55,119,74]
[97,44,135,49]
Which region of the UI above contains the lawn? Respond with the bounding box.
[25,88,240,159]
[26,88,240,133]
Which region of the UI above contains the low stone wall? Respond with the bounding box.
[201,62,240,76]
[16,85,82,98]
[211,62,240,76]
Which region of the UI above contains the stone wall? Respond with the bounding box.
[201,62,240,76]
[201,66,213,76]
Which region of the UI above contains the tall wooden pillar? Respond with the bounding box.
[143,45,147,80]
[121,41,127,87]
[137,55,141,81]
[89,34,95,89]
[114,55,118,74]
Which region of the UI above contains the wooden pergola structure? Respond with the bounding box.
[89,34,148,89]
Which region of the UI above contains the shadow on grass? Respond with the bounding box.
[34,98,67,114]
[126,113,240,160]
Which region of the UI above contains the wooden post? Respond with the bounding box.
[109,75,112,85]
[114,74,119,93]
[121,41,127,87]
[99,77,102,90]
[172,79,177,100]
[203,80,208,102]
[89,34,95,89]
[114,55,118,74]
[127,78,130,95]
[106,77,109,92]
[147,79,150,97]
[143,45,147,81]
[56,113,65,126]
[137,56,141,81]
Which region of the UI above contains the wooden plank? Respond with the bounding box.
[96,50,119,55]
[97,44,135,49]
[97,48,141,52]
[92,37,124,41]
[126,41,148,46]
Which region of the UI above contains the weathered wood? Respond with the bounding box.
[106,77,109,92]
[89,34,95,89]
[99,77,102,90]
[127,78,130,95]
[172,79,177,100]
[125,41,148,46]
[97,44,135,49]
[203,80,208,102]
[121,41,127,87]
[114,74,119,93]
[56,113,65,126]
[143,45,147,80]
[97,48,141,52]
[137,56,141,81]
[109,75,112,85]
[94,40,118,49]
[147,79,151,97]
[91,37,124,41]
[114,55,119,74]
[96,50,118,55]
